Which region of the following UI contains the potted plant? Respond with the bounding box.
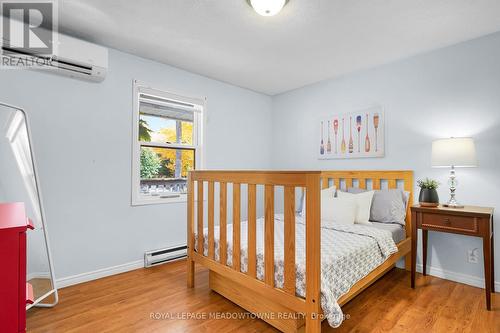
[417,178,440,207]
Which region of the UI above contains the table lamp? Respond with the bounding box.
[431,137,477,208]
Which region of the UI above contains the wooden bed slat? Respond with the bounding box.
[388,179,397,189]
[220,182,227,265]
[208,181,215,260]
[197,181,204,255]
[321,178,329,189]
[233,183,241,272]
[345,178,353,189]
[248,184,257,278]
[284,186,296,295]
[359,178,366,189]
[305,174,321,332]
[373,178,381,190]
[265,184,274,286]
[187,174,195,287]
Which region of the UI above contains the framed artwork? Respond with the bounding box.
[318,106,384,159]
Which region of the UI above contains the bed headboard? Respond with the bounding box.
[319,170,414,239]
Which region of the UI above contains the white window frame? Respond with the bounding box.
[131,80,204,205]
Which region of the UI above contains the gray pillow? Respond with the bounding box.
[347,187,410,208]
[347,187,368,194]
[347,188,407,224]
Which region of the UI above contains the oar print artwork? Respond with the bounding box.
[333,119,338,154]
[356,115,362,153]
[365,114,371,152]
[327,120,332,153]
[348,117,354,154]
[318,107,384,159]
[341,118,346,154]
[320,121,325,155]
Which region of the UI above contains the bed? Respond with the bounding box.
[187,171,413,333]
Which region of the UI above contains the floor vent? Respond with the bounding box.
[144,245,187,268]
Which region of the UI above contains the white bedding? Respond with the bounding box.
[195,214,398,328]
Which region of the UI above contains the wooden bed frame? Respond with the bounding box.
[187,170,413,333]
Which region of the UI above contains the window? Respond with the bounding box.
[132,81,203,205]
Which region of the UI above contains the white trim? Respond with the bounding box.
[415,264,500,291]
[50,260,500,292]
[27,272,51,281]
[138,85,205,109]
[139,141,197,150]
[131,79,205,206]
[56,260,144,289]
[133,193,189,206]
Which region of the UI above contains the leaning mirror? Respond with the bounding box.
[0,102,58,308]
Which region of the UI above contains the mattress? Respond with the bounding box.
[369,222,405,243]
[196,214,398,328]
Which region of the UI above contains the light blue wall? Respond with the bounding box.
[271,32,500,286]
[0,48,273,279]
[2,31,499,288]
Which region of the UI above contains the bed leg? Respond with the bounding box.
[187,258,195,288]
[305,315,321,333]
[405,253,411,271]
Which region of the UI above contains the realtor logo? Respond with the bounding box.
[1,1,57,55]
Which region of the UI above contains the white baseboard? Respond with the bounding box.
[49,260,500,292]
[56,260,144,289]
[416,264,500,291]
[27,272,51,281]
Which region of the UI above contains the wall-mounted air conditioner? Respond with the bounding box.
[2,30,108,82]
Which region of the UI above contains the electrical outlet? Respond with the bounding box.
[467,248,479,264]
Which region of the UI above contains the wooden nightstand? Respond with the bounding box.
[410,205,495,310]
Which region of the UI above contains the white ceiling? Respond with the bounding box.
[59,0,500,95]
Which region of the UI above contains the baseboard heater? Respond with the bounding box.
[144,245,187,268]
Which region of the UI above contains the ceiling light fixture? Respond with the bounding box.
[247,0,289,17]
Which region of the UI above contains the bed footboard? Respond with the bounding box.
[186,171,322,333]
[186,170,413,333]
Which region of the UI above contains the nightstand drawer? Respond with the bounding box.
[421,213,479,234]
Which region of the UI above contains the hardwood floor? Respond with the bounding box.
[28,278,55,303]
[27,260,499,332]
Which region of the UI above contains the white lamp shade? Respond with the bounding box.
[431,137,477,167]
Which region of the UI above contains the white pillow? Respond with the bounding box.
[337,190,375,225]
[301,186,336,218]
[321,197,357,227]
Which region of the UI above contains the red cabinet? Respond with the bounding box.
[0,203,33,333]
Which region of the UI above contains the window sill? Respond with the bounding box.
[132,194,188,206]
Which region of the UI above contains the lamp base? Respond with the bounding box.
[445,166,464,208]
[443,202,465,209]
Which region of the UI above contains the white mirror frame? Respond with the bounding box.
[0,102,59,308]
